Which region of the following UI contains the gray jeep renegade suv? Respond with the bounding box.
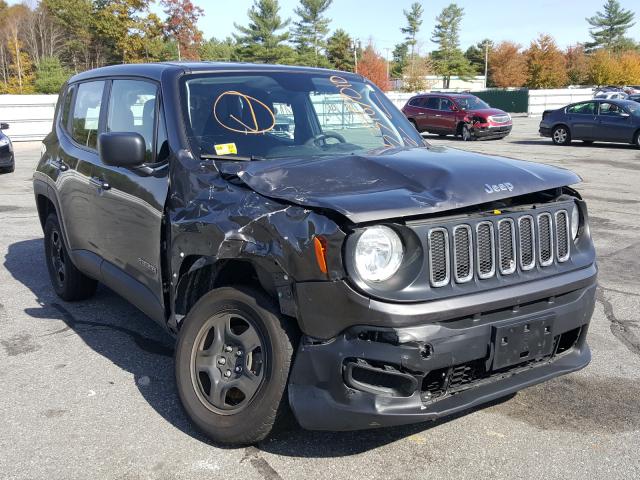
[33,62,597,445]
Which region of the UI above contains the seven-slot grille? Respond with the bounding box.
[489,114,511,124]
[427,210,571,288]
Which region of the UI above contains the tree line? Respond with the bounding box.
[0,0,638,95]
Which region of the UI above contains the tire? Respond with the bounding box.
[634,131,640,149]
[44,213,97,301]
[461,124,474,141]
[552,125,571,145]
[175,286,297,445]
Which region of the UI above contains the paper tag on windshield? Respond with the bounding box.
[214,143,237,156]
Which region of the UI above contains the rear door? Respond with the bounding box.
[597,102,635,142]
[418,97,441,132]
[566,102,596,139]
[90,78,170,307]
[437,97,458,133]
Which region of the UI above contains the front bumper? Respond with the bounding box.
[289,267,596,431]
[0,147,13,167]
[471,123,512,139]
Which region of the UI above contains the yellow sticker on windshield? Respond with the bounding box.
[214,143,238,156]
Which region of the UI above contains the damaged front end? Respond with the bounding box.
[289,280,595,431]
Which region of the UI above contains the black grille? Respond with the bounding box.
[453,226,472,282]
[428,229,449,286]
[519,216,535,270]
[498,219,516,274]
[538,213,553,266]
[477,222,494,278]
[556,210,569,261]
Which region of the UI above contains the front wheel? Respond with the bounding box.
[552,125,571,145]
[175,287,297,445]
[634,131,640,149]
[461,124,474,141]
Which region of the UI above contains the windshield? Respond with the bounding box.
[455,96,489,110]
[620,100,640,115]
[180,71,425,160]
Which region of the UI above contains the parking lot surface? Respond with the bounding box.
[1,116,639,479]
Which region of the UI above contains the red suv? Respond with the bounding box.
[402,93,512,141]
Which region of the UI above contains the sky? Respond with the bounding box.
[180,0,639,54]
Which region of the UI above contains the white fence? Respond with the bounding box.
[0,89,600,141]
[528,89,594,116]
[0,95,58,141]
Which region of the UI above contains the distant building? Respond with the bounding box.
[391,75,487,92]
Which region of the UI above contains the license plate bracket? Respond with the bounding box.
[492,316,555,370]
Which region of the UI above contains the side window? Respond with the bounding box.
[439,98,453,111]
[60,85,75,133]
[424,97,439,109]
[599,102,624,116]
[107,79,157,163]
[567,102,595,115]
[271,102,295,140]
[71,81,105,149]
[409,97,423,107]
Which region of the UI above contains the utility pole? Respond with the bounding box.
[353,40,358,73]
[384,47,391,82]
[483,41,489,89]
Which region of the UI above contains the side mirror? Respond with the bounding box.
[0,122,9,130]
[98,132,146,167]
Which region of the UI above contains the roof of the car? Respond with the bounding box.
[68,61,360,83]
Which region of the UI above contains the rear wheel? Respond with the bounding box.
[552,125,571,145]
[44,213,97,301]
[175,287,297,445]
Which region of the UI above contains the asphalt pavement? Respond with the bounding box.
[1,117,639,479]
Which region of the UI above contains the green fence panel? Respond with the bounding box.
[473,89,529,113]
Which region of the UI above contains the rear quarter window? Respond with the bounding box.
[59,85,75,133]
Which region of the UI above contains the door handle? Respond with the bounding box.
[435,114,442,117]
[90,177,111,190]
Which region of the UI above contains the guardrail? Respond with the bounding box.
[0,94,58,142]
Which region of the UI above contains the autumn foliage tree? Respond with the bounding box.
[525,34,567,88]
[357,42,390,91]
[565,45,589,85]
[489,41,527,87]
[161,0,204,60]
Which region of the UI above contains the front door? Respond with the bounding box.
[597,102,634,142]
[90,78,170,306]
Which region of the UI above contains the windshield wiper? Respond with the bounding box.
[200,154,265,162]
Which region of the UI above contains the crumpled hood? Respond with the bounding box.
[228,147,580,223]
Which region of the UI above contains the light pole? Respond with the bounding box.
[483,41,489,89]
[384,47,391,82]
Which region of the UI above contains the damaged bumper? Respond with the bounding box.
[470,123,512,139]
[288,267,596,431]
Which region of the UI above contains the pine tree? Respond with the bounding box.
[391,43,408,79]
[292,0,332,67]
[35,56,70,93]
[234,0,296,64]
[586,0,635,52]
[431,3,475,88]
[401,2,423,58]
[326,29,354,71]
[464,39,493,75]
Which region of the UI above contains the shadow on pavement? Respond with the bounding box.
[4,237,516,457]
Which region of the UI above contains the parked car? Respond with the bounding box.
[401,92,512,140]
[628,94,640,103]
[594,91,628,100]
[0,122,14,173]
[539,99,640,147]
[34,62,596,445]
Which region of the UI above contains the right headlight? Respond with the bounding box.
[571,203,580,241]
[354,226,404,282]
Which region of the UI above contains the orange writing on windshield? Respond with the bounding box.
[213,91,276,134]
